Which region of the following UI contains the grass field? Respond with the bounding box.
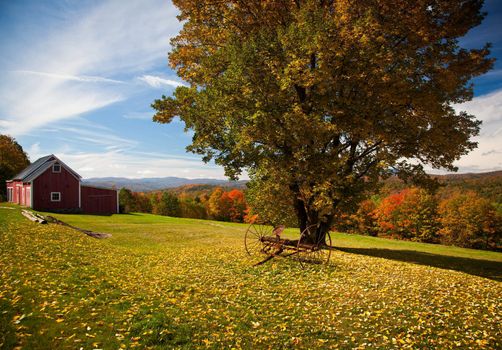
[1,204,501,349]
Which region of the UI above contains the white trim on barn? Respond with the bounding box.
[116,190,120,214]
[30,181,33,207]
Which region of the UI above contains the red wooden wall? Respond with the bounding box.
[81,186,118,214]
[32,166,80,211]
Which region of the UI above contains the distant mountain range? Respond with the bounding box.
[380,170,502,203]
[83,170,502,197]
[432,170,502,180]
[83,176,248,192]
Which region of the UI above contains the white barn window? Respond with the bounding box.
[51,192,61,202]
[52,164,61,173]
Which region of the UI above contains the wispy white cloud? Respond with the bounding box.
[131,150,203,161]
[27,142,42,161]
[138,74,186,88]
[57,150,229,179]
[12,70,124,84]
[20,117,234,179]
[123,112,154,120]
[0,0,181,136]
[38,118,138,151]
[0,72,124,135]
[483,69,502,78]
[137,169,156,176]
[446,88,502,173]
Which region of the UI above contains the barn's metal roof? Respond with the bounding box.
[10,155,54,181]
[10,154,81,182]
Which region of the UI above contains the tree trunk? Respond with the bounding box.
[289,183,334,246]
[297,215,333,245]
[289,183,308,233]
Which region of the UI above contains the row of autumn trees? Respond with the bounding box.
[335,187,501,251]
[119,186,248,222]
[120,183,501,251]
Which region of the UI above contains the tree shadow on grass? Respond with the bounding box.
[334,247,502,282]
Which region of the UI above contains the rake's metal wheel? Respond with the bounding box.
[297,225,332,268]
[244,223,274,260]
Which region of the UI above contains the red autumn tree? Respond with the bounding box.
[374,188,439,242]
[226,189,247,222]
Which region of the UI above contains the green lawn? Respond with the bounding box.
[1,204,501,349]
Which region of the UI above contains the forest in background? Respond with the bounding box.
[119,184,249,223]
[119,172,502,251]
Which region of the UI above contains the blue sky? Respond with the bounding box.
[0,0,501,179]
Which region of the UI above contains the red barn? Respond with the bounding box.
[6,154,118,214]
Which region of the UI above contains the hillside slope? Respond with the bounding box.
[1,205,501,348]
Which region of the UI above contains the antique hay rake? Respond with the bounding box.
[244,223,332,267]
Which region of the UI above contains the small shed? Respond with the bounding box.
[81,185,119,214]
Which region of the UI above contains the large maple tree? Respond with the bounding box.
[153,0,493,243]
